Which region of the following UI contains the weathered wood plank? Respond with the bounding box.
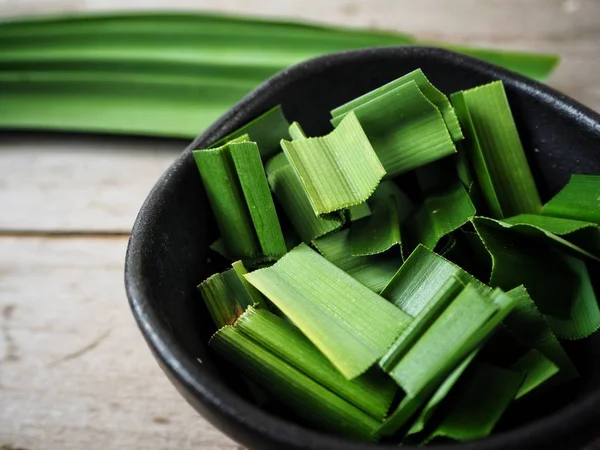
[0,133,183,232]
[0,237,239,450]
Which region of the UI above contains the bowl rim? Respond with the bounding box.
[125,46,600,450]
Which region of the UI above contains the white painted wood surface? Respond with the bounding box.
[0,1,599,449]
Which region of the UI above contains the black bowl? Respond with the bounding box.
[125,47,600,450]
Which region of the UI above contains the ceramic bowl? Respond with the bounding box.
[125,47,600,450]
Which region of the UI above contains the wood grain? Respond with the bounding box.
[0,133,182,232]
[0,1,599,449]
[0,237,238,450]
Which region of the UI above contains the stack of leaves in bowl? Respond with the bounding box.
[192,68,600,444]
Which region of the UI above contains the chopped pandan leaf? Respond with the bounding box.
[231,261,265,307]
[492,214,600,262]
[511,349,559,398]
[198,262,266,327]
[330,80,456,178]
[244,243,412,379]
[380,277,465,373]
[381,244,488,318]
[288,121,307,140]
[268,164,344,244]
[235,307,397,420]
[194,140,286,259]
[451,92,502,217]
[264,151,290,176]
[193,142,260,258]
[455,142,476,190]
[331,68,463,142]
[229,141,287,258]
[505,286,578,381]
[281,112,386,215]
[473,217,600,339]
[209,237,230,259]
[404,352,479,437]
[381,290,515,438]
[209,326,381,441]
[350,182,412,257]
[426,364,524,442]
[478,325,558,398]
[209,105,290,159]
[404,181,476,253]
[314,229,402,293]
[346,202,372,222]
[451,81,542,218]
[383,284,514,398]
[543,175,600,224]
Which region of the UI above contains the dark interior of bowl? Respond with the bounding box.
[126,47,600,450]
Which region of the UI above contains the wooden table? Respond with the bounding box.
[1,1,599,449]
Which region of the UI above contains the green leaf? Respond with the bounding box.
[405,352,478,436]
[441,44,559,82]
[331,68,463,142]
[235,307,397,420]
[0,13,558,138]
[511,349,558,398]
[350,182,412,257]
[193,143,260,258]
[314,229,402,293]
[232,260,266,307]
[500,214,600,262]
[209,325,381,440]
[380,276,465,373]
[428,364,524,442]
[384,284,510,398]
[346,202,372,222]
[404,181,476,252]
[211,106,290,158]
[382,289,516,437]
[543,175,600,224]
[230,141,287,257]
[194,140,286,259]
[198,262,265,327]
[473,217,600,339]
[478,324,558,399]
[505,286,578,381]
[288,121,307,140]
[245,243,412,379]
[281,112,386,216]
[330,80,456,177]
[267,164,344,244]
[451,81,541,218]
[380,244,488,317]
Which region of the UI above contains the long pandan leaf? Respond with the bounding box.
[0,12,558,138]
